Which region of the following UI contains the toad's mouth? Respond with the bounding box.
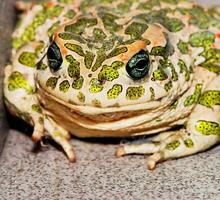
[36,83,175,137]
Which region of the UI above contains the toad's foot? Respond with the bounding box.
[116,130,188,169]
[44,116,76,162]
[116,127,220,170]
[116,76,220,170]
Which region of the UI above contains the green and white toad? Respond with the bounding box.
[4,0,220,169]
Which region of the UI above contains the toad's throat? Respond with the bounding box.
[37,83,189,138]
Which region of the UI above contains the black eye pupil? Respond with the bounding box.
[136,59,148,70]
[126,49,150,79]
[47,42,63,72]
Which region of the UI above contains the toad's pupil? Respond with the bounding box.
[136,59,148,70]
[47,41,63,72]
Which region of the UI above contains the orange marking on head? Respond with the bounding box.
[129,41,147,51]
[119,41,147,61]
[46,2,56,8]
[216,33,220,39]
[120,54,129,61]
[54,33,68,56]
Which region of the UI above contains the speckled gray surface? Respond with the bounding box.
[1,130,220,199]
[1,0,220,200]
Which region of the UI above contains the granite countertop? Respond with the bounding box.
[0,0,220,199]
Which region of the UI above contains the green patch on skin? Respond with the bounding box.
[98,61,123,82]
[84,51,95,69]
[54,131,62,138]
[151,68,168,81]
[161,0,179,3]
[138,0,160,10]
[126,86,145,100]
[107,47,128,59]
[18,52,36,68]
[184,138,194,148]
[150,34,174,59]
[201,63,220,74]
[164,81,173,92]
[65,43,85,56]
[66,55,80,78]
[121,39,136,45]
[195,120,220,135]
[199,90,220,108]
[117,0,134,13]
[150,46,167,57]
[163,18,185,32]
[77,92,85,103]
[160,59,178,81]
[125,22,148,39]
[46,5,63,18]
[150,87,155,100]
[177,6,219,29]
[178,59,190,81]
[47,21,60,37]
[135,9,185,32]
[98,11,122,32]
[156,118,162,122]
[184,84,203,106]
[66,54,76,63]
[98,65,119,82]
[8,71,34,94]
[189,31,215,48]
[65,10,76,19]
[107,84,123,99]
[38,117,44,124]
[13,5,63,49]
[166,140,180,150]
[170,100,178,110]
[189,31,220,74]
[58,0,74,3]
[91,99,102,107]
[46,77,59,90]
[200,48,220,74]
[31,104,42,114]
[177,40,189,54]
[93,28,107,42]
[65,17,97,35]
[59,80,70,92]
[80,0,115,13]
[58,33,86,43]
[37,62,48,70]
[111,61,124,69]
[89,78,103,93]
[92,50,107,72]
[72,76,84,90]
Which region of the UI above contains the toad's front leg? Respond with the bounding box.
[4,42,75,161]
[116,76,220,169]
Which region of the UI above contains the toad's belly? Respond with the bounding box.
[37,85,190,138]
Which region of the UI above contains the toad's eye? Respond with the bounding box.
[126,49,150,79]
[47,42,63,72]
